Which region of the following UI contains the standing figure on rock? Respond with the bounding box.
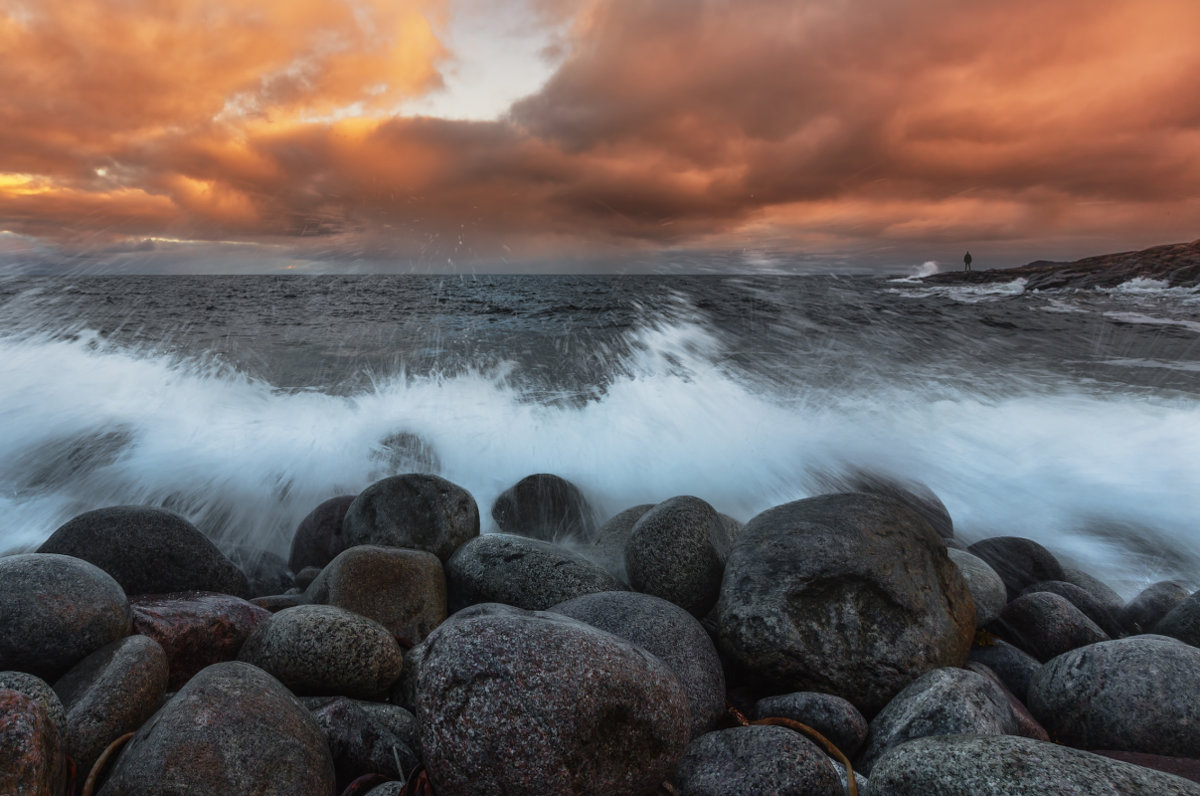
[964,251,973,271]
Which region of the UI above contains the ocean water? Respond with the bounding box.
[1,271,1198,597]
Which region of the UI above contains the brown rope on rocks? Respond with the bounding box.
[728,703,859,796]
[81,732,135,796]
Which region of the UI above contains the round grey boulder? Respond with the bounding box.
[966,536,1065,601]
[1021,580,1125,639]
[967,639,1042,701]
[948,548,1007,627]
[342,474,479,562]
[866,734,1200,795]
[626,496,727,617]
[581,504,654,583]
[754,691,868,759]
[490,473,597,543]
[856,667,1018,775]
[52,634,168,773]
[0,553,132,680]
[289,495,356,572]
[1028,635,1200,758]
[1122,581,1190,634]
[238,604,404,700]
[96,661,334,796]
[446,533,625,612]
[671,725,841,796]
[550,590,726,738]
[1155,590,1200,646]
[992,591,1108,662]
[310,697,419,789]
[1060,565,1125,615]
[413,603,690,795]
[38,505,250,597]
[717,493,975,715]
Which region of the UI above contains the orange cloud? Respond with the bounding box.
[2,0,1199,268]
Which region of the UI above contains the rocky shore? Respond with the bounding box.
[921,238,1200,291]
[4,471,1200,794]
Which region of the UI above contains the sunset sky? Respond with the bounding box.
[1,0,1198,273]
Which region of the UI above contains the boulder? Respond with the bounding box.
[224,546,294,597]
[966,536,1065,601]
[968,639,1041,701]
[948,548,1007,627]
[812,469,955,540]
[754,691,868,759]
[1155,591,1200,646]
[52,634,169,773]
[131,592,271,690]
[1060,565,1125,615]
[306,545,446,648]
[625,495,729,617]
[0,671,66,737]
[37,505,250,597]
[1021,580,1124,638]
[0,688,68,796]
[865,734,1200,794]
[294,565,324,591]
[717,493,975,715]
[238,604,404,700]
[342,474,479,562]
[0,553,131,680]
[310,697,420,788]
[289,495,355,572]
[581,504,654,582]
[671,725,841,795]
[857,667,1019,775]
[991,591,1108,662]
[96,661,334,796]
[964,661,1050,741]
[490,473,597,542]
[550,590,725,738]
[446,533,625,612]
[413,603,690,795]
[1028,635,1200,758]
[1122,581,1190,634]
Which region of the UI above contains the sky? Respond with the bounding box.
[1,0,1198,273]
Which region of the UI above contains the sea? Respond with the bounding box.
[1,269,1198,597]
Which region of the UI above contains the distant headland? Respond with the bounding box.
[922,239,1200,290]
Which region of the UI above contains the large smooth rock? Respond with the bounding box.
[96,661,335,796]
[964,661,1050,741]
[754,691,868,759]
[413,603,690,795]
[131,592,271,690]
[0,688,68,796]
[0,553,132,680]
[238,604,404,700]
[1122,581,1190,634]
[857,667,1018,775]
[1156,591,1200,646]
[671,725,841,795]
[306,545,447,648]
[342,474,479,562]
[812,469,955,540]
[991,591,1108,662]
[37,505,251,597]
[625,495,729,617]
[53,634,168,773]
[310,697,420,788]
[289,495,356,572]
[446,532,625,612]
[968,639,1042,701]
[550,590,726,738]
[1028,635,1200,758]
[581,504,654,583]
[717,493,975,715]
[491,473,597,543]
[966,536,1065,600]
[1060,565,1125,616]
[1021,580,1125,638]
[948,548,1007,627]
[865,734,1200,794]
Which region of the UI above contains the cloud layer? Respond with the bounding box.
[2,0,1198,269]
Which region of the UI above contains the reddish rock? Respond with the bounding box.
[132,592,270,690]
[0,688,68,796]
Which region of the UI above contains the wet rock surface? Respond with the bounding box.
[717,493,975,714]
[754,691,868,759]
[991,591,1108,661]
[96,661,335,796]
[582,503,654,582]
[37,505,251,597]
[966,536,1065,601]
[446,532,625,612]
[671,725,842,795]
[967,639,1042,700]
[625,495,729,617]
[289,495,356,572]
[1155,590,1200,646]
[1122,580,1191,634]
[310,697,420,788]
[948,548,1007,627]
[0,688,68,796]
[238,604,404,700]
[491,473,597,543]
[1020,580,1125,638]
[413,603,690,795]
[342,474,479,562]
[0,671,67,737]
[0,553,132,680]
[131,591,271,690]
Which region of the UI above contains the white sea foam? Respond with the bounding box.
[2,317,1198,599]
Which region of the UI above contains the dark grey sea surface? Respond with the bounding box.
[1,272,1197,594]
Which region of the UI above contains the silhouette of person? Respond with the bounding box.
[964,251,973,272]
